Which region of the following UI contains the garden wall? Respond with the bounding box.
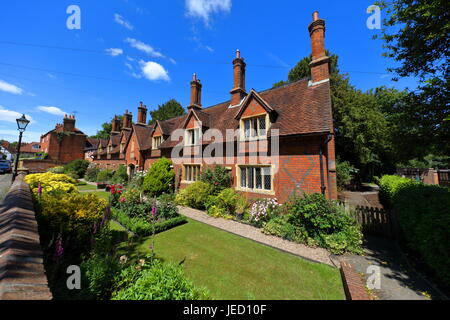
[0,173,52,300]
[20,159,60,173]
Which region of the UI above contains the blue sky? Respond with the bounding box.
[0,0,418,143]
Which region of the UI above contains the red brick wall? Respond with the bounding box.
[40,131,86,164]
[20,159,60,173]
[95,159,125,170]
[241,97,266,117]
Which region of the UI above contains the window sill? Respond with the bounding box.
[235,187,275,195]
[240,137,268,142]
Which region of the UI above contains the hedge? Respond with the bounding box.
[378,175,419,207]
[113,210,187,236]
[393,184,450,286]
[378,174,450,286]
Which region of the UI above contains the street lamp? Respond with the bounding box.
[12,114,30,181]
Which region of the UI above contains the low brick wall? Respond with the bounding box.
[340,260,370,300]
[20,159,60,173]
[0,173,52,300]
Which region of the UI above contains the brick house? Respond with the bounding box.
[99,12,337,202]
[40,115,87,163]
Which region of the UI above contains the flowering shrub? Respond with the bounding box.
[109,184,124,207]
[25,172,77,194]
[249,198,280,227]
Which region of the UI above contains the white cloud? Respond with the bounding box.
[114,13,134,30]
[0,129,42,143]
[185,0,232,25]
[106,48,124,56]
[125,38,164,58]
[37,106,67,116]
[0,79,24,95]
[0,106,33,123]
[139,61,170,82]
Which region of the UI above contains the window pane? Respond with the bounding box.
[263,167,271,190]
[259,117,266,136]
[241,167,247,187]
[251,118,258,137]
[248,167,254,189]
[255,167,262,189]
[244,120,250,138]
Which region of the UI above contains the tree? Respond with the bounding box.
[376,0,450,155]
[148,99,185,124]
[91,115,124,140]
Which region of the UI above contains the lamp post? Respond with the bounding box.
[12,114,30,182]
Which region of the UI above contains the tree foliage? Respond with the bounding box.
[376,0,450,155]
[91,115,124,140]
[149,99,185,125]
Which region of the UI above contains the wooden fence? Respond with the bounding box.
[338,202,398,239]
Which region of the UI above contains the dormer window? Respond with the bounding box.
[152,136,163,149]
[242,115,268,140]
[186,128,200,146]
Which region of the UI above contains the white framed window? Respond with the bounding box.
[183,164,201,182]
[239,165,272,191]
[186,128,200,146]
[152,136,163,149]
[241,115,268,140]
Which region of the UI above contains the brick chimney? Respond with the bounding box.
[111,116,121,133]
[63,114,75,132]
[123,110,132,129]
[230,49,246,106]
[308,11,330,84]
[137,102,147,124]
[188,73,202,110]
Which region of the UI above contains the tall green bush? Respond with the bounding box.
[200,166,231,194]
[142,158,175,196]
[112,164,128,184]
[394,184,450,286]
[85,167,100,182]
[97,169,114,183]
[64,159,90,179]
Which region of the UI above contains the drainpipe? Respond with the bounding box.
[320,133,333,196]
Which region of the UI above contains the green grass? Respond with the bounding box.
[117,219,345,300]
[77,184,98,191]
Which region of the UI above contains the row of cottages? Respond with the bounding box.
[93,12,337,202]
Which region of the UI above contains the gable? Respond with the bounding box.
[153,124,162,137]
[241,97,268,118]
[185,113,201,129]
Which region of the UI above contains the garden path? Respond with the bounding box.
[178,206,335,266]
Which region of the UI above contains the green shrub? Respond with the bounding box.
[336,160,359,190]
[286,193,363,254]
[112,259,208,300]
[64,159,90,179]
[157,194,179,220]
[48,166,65,174]
[262,215,305,243]
[199,166,231,194]
[112,165,128,184]
[394,184,450,286]
[97,169,114,183]
[85,167,100,182]
[206,188,247,218]
[143,158,175,196]
[175,181,213,210]
[378,175,419,207]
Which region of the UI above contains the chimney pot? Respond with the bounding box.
[230,50,246,105]
[236,49,240,58]
[137,102,148,124]
[313,11,319,21]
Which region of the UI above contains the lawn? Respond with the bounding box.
[116,218,345,300]
[77,184,98,191]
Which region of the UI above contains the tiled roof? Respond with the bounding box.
[159,78,332,148]
[20,142,41,154]
[133,124,154,151]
